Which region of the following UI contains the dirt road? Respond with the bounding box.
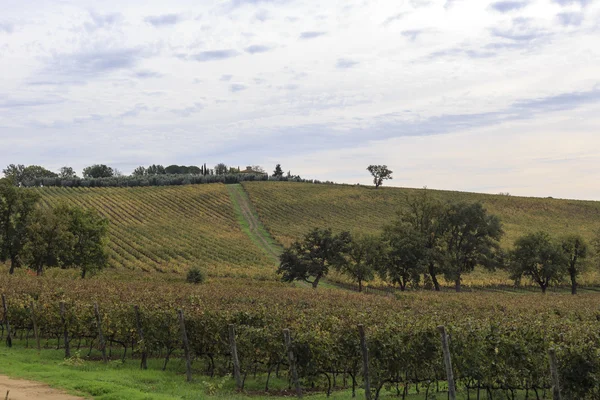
[0,375,84,400]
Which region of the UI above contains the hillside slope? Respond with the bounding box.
[33,185,276,278]
[243,181,600,287]
[243,181,600,247]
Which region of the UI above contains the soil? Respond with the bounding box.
[0,375,84,400]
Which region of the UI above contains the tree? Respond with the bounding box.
[0,179,40,274]
[380,222,427,291]
[509,232,567,294]
[214,163,228,175]
[277,228,351,288]
[3,164,57,185]
[366,165,393,189]
[440,202,503,292]
[58,167,78,179]
[2,164,26,184]
[147,165,166,175]
[338,234,382,292]
[251,165,266,174]
[83,164,114,178]
[132,166,147,176]
[25,205,73,276]
[560,234,588,295]
[24,204,108,278]
[398,189,447,291]
[64,206,109,278]
[273,164,284,178]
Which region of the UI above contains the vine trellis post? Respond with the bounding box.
[438,325,456,400]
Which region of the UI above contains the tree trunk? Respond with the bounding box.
[455,278,461,293]
[9,256,18,274]
[81,268,87,279]
[312,275,321,289]
[429,263,440,291]
[541,284,547,294]
[358,280,363,293]
[570,270,577,295]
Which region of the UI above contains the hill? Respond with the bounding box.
[243,181,600,247]
[32,184,275,279]
[243,181,600,286]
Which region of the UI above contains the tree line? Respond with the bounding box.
[0,179,109,277]
[278,190,596,294]
[2,163,297,188]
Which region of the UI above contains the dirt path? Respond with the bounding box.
[0,375,84,400]
[227,184,282,261]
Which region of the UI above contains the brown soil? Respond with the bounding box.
[0,375,84,400]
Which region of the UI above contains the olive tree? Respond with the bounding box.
[277,228,351,289]
[337,233,382,292]
[509,231,567,294]
[440,202,503,292]
[0,179,40,273]
[560,234,588,295]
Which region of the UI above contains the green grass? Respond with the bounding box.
[0,341,529,400]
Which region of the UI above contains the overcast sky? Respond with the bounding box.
[1,0,599,199]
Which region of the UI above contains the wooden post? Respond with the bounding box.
[548,348,562,400]
[283,328,302,398]
[357,324,371,400]
[60,301,70,358]
[178,309,192,382]
[228,324,243,390]
[134,305,147,369]
[30,301,40,352]
[2,295,11,348]
[437,326,456,400]
[94,303,108,363]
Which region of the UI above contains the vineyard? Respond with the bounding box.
[243,182,600,287]
[30,184,276,278]
[2,275,600,399]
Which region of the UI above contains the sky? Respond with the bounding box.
[1,0,599,200]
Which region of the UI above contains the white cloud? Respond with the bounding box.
[0,0,599,199]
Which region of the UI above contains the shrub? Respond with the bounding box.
[186,267,205,284]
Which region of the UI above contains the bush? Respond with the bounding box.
[186,267,205,284]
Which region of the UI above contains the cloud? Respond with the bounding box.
[119,104,148,118]
[245,44,272,54]
[382,13,406,25]
[491,18,547,42]
[171,103,204,117]
[490,1,527,12]
[230,83,247,92]
[0,96,64,109]
[429,48,496,59]
[557,12,583,26]
[254,9,269,22]
[187,50,239,62]
[44,47,147,83]
[84,12,122,32]
[135,70,163,79]
[220,74,233,81]
[402,30,423,41]
[299,31,326,39]
[336,58,359,69]
[553,0,591,6]
[0,22,14,33]
[144,14,181,26]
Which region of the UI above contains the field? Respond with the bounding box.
[3,181,600,399]
[2,274,600,399]
[31,184,276,279]
[243,182,600,287]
